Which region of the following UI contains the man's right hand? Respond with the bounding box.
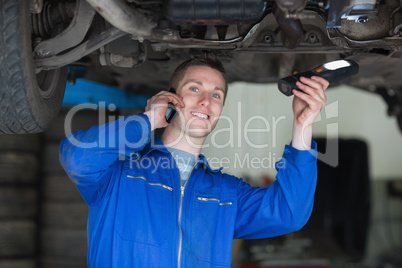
[144,90,185,131]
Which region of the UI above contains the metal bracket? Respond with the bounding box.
[35,27,126,71]
[327,0,355,28]
[34,0,96,57]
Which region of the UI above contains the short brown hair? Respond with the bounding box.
[170,53,228,103]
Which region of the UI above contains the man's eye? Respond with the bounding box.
[212,93,220,99]
[190,87,198,92]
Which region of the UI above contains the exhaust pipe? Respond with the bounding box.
[86,0,156,38]
[273,0,307,49]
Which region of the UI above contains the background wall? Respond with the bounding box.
[202,82,402,266]
[202,83,402,181]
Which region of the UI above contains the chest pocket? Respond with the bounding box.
[190,188,237,266]
[114,174,173,246]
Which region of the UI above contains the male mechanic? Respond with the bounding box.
[60,54,328,268]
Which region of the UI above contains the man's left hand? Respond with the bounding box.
[290,76,329,151]
[292,76,329,127]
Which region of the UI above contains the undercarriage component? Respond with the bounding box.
[164,0,267,25]
[86,0,156,38]
[344,0,378,22]
[30,0,43,13]
[31,1,75,38]
[99,45,147,68]
[35,27,126,71]
[2,0,402,135]
[327,0,378,27]
[34,0,95,57]
[273,0,307,49]
[391,23,402,36]
[275,0,307,15]
[390,1,402,35]
[273,5,304,49]
[99,35,146,68]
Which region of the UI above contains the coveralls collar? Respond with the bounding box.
[140,134,223,173]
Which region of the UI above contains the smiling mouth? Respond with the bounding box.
[191,112,209,120]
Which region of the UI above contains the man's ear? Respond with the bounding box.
[174,86,181,97]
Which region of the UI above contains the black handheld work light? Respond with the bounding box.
[278,59,359,96]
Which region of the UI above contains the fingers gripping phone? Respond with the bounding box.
[165,88,177,123]
[278,59,359,96]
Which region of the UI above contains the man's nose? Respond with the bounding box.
[198,92,210,107]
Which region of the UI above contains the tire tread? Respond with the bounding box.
[0,0,66,134]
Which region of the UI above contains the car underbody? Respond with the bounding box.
[0,0,401,133]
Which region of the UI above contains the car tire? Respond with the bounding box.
[0,0,68,134]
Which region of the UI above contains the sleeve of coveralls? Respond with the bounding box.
[234,141,318,239]
[59,113,151,206]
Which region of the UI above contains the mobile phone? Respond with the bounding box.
[165,88,177,123]
[278,59,359,96]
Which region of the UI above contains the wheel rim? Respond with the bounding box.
[36,68,62,100]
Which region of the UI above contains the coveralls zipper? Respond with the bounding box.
[173,156,199,268]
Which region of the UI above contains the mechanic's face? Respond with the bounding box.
[174,66,226,138]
